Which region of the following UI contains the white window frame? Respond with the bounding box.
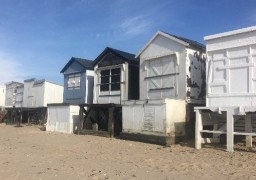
[67,73,81,90]
[98,67,121,96]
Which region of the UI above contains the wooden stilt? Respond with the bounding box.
[108,107,115,137]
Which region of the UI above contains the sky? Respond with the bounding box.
[0,0,256,85]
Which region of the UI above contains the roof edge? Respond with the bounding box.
[135,31,189,58]
[204,26,256,41]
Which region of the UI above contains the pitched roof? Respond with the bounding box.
[60,57,93,73]
[93,47,137,66]
[164,32,206,51]
[136,31,205,58]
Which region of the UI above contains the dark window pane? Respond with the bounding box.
[101,76,109,84]
[111,83,120,91]
[111,75,120,83]
[101,70,110,76]
[111,68,120,75]
[100,84,109,91]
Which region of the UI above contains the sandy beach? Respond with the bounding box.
[0,123,256,180]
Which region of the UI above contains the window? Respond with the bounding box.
[67,73,81,90]
[100,68,121,94]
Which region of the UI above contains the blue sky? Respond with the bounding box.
[0,0,255,85]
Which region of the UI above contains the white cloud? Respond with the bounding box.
[0,52,26,85]
[120,16,152,36]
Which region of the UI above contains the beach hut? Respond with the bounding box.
[195,26,256,152]
[5,78,63,125]
[47,57,93,134]
[77,47,139,136]
[60,57,94,104]
[122,31,206,145]
[93,47,139,104]
[22,78,63,108]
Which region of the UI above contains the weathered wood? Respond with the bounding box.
[195,110,202,149]
[245,114,252,147]
[108,107,115,137]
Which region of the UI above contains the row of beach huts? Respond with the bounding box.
[1,26,256,152]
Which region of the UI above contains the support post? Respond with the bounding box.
[195,110,203,149]
[213,114,220,141]
[226,110,234,152]
[28,111,30,124]
[79,105,84,132]
[245,113,252,148]
[108,107,115,137]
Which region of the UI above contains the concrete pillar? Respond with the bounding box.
[245,113,252,148]
[226,110,234,152]
[195,110,203,149]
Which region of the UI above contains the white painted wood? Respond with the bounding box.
[46,105,80,134]
[94,63,126,104]
[4,81,23,107]
[205,27,256,107]
[122,99,186,140]
[0,86,6,107]
[245,114,252,147]
[138,31,206,103]
[23,79,63,107]
[200,130,226,134]
[226,110,234,152]
[195,110,203,149]
[233,132,256,136]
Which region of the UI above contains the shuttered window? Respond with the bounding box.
[145,55,178,99]
[67,73,81,90]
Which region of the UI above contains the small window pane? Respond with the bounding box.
[101,76,109,84]
[111,75,120,83]
[111,68,120,75]
[100,84,109,91]
[111,83,120,91]
[101,70,110,76]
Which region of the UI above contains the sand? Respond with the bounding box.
[0,123,256,180]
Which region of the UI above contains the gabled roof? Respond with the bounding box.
[60,57,93,73]
[93,47,137,66]
[136,31,205,58]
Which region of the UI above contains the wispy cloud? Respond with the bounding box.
[0,57,24,85]
[120,16,152,36]
[0,51,37,85]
